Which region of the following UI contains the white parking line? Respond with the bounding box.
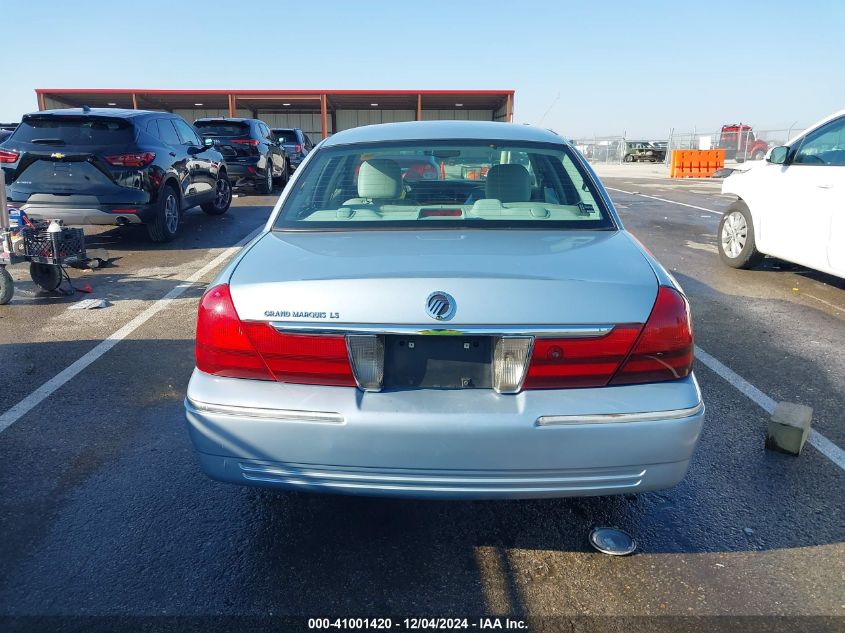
[695,345,845,472]
[0,227,263,435]
[606,187,722,215]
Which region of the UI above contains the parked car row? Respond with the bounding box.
[0,107,315,242]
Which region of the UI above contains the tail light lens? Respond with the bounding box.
[0,149,20,163]
[523,326,642,389]
[195,284,356,386]
[241,324,355,387]
[294,144,303,153]
[232,139,260,146]
[196,284,273,381]
[105,152,155,167]
[610,286,694,385]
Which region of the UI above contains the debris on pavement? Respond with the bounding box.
[589,527,637,556]
[68,298,110,310]
[766,401,813,455]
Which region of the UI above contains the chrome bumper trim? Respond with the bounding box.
[270,322,614,338]
[536,401,704,426]
[185,398,344,424]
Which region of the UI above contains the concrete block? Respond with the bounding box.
[766,402,813,455]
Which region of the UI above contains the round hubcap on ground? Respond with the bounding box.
[215,179,231,208]
[589,528,637,556]
[164,195,178,234]
[721,211,748,258]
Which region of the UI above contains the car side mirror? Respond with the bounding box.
[768,146,789,165]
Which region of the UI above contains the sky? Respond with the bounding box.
[2,0,843,138]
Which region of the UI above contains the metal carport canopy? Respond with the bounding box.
[34,89,515,138]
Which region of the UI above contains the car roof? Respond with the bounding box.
[194,117,256,124]
[24,108,158,119]
[323,121,565,147]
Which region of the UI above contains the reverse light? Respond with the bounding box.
[492,337,533,393]
[0,149,19,163]
[610,286,694,385]
[346,335,385,391]
[105,152,155,167]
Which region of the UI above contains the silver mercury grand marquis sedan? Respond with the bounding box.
[185,121,704,499]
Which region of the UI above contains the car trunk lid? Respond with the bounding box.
[228,230,658,326]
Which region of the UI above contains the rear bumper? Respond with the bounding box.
[20,202,154,225]
[184,370,705,499]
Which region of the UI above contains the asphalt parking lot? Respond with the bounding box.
[1,175,843,629]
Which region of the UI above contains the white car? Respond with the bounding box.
[719,109,845,278]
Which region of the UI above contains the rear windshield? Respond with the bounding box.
[11,116,134,146]
[272,129,298,143]
[274,140,615,230]
[194,121,249,137]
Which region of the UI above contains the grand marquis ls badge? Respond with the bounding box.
[426,291,455,321]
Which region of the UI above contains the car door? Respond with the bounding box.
[789,115,845,274]
[763,115,845,273]
[155,118,192,205]
[260,122,280,173]
[173,118,214,200]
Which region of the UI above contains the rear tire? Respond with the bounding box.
[751,149,765,161]
[0,266,14,305]
[147,184,181,243]
[718,200,765,269]
[276,159,290,187]
[201,175,232,216]
[257,158,274,194]
[30,263,62,292]
[624,154,634,163]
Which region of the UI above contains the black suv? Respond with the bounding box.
[194,118,288,193]
[0,109,232,242]
[271,127,314,173]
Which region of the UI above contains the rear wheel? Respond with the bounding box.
[30,262,62,292]
[624,154,634,163]
[718,200,765,269]
[201,175,232,215]
[274,158,290,187]
[751,149,765,160]
[147,185,181,243]
[257,158,274,194]
[0,266,13,305]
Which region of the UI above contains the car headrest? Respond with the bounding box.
[485,163,531,203]
[358,159,402,199]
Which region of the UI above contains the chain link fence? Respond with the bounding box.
[573,124,805,166]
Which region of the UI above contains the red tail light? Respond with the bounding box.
[195,284,356,386]
[196,284,273,381]
[610,286,694,385]
[0,149,19,163]
[523,326,643,389]
[231,139,260,146]
[241,324,356,386]
[105,152,155,167]
[294,144,303,153]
